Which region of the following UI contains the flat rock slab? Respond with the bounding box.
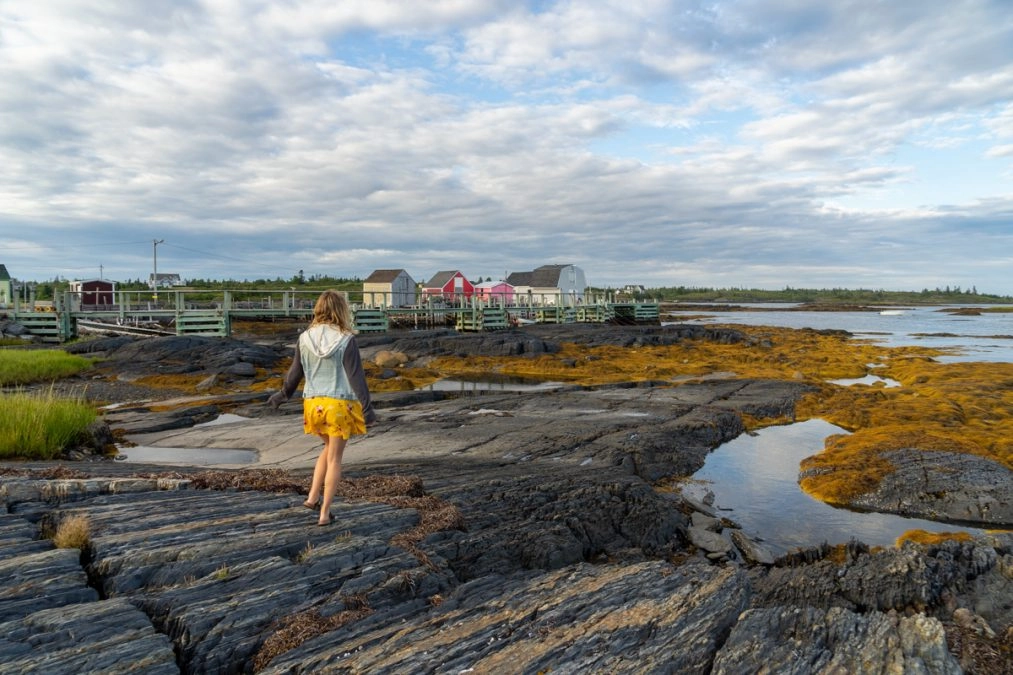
[0,598,177,675]
[851,449,1013,526]
[714,605,961,674]
[262,560,750,674]
[0,548,97,622]
[124,381,812,481]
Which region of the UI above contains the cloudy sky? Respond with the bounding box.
[2,1,1012,294]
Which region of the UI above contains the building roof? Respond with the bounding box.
[507,264,575,288]
[423,270,463,288]
[530,264,571,287]
[364,269,410,283]
[72,278,115,285]
[474,280,513,289]
[505,271,533,286]
[0,264,10,281]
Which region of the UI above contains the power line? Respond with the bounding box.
[158,242,316,277]
[160,241,271,267]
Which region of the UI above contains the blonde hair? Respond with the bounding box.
[310,290,355,333]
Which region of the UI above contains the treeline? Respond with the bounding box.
[29,274,363,300]
[642,286,1013,304]
[120,272,362,293]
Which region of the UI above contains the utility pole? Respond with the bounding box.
[152,239,165,303]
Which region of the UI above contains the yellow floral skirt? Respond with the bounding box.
[302,397,367,440]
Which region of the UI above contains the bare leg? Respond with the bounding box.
[318,435,347,525]
[305,434,329,507]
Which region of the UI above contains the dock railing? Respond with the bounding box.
[4,289,658,341]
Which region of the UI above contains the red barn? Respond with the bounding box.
[421,270,474,303]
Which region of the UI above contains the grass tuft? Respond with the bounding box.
[51,513,91,549]
[0,349,95,386]
[0,387,97,459]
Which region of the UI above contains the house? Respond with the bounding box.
[421,270,475,303]
[0,264,11,306]
[149,273,184,288]
[473,279,515,305]
[504,271,533,302]
[362,269,417,308]
[68,278,116,308]
[507,264,587,306]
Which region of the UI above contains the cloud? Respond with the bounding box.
[0,0,1011,295]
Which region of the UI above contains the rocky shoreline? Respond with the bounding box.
[2,324,1011,673]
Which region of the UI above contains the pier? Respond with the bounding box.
[2,289,659,342]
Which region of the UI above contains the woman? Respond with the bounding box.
[268,290,375,525]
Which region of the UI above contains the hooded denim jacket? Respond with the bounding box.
[270,324,375,424]
[299,325,357,400]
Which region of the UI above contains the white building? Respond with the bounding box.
[506,264,587,306]
[362,269,417,307]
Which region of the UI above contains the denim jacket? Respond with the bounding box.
[272,324,375,424]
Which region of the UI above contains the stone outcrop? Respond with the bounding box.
[849,449,1013,526]
[2,456,1010,674]
[353,323,752,361]
[66,335,281,380]
[714,606,961,674]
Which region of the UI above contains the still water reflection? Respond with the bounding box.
[116,446,257,465]
[666,304,1013,363]
[681,419,997,554]
[420,375,565,392]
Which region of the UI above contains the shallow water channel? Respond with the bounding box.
[116,414,258,465]
[680,418,996,555]
[419,374,566,392]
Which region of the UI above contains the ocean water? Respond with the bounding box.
[667,303,1013,363]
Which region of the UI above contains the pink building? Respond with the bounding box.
[473,280,515,304]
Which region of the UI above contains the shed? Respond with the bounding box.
[421,270,475,303]
[68,278,116,308]
[474,280,515,305]
[363,269,417,308]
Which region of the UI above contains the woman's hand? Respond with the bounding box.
[267,391,287,409]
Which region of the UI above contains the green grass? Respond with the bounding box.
[0,388,98,459]
[0,349,95,386]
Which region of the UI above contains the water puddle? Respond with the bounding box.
[115,446,257,465]
[420,374,565,392]
[828,375,901,387]
[193,413,250,427]
[680,419,996,554]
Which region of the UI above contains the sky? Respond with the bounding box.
[1,1,1012,295]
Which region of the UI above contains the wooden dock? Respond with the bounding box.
[3,289,659,342]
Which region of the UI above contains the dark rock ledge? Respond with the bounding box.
[2,455,1011,674]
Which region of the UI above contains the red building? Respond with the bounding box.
[69,278,116,308]
[421,270,474,303]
